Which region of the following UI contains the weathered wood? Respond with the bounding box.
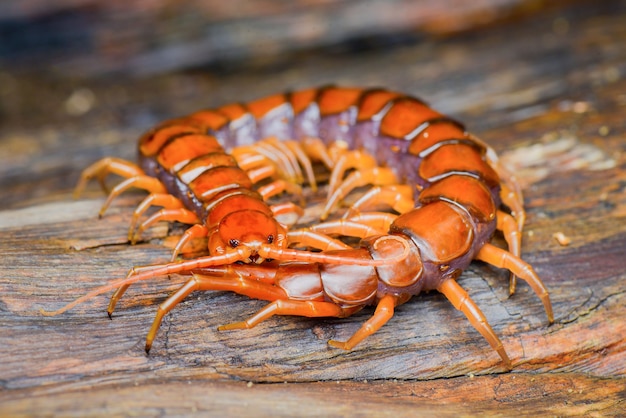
[0,1,625,416]
[1,375,624,416]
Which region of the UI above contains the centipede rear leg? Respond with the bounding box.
[495,209,522,292]
[475,243,553,324]
[437,278,512,369]
[489,155,527,294]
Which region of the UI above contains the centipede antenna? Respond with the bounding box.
[260,235,410,266]
[40,248,251,316]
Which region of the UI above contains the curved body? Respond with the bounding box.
[44,86,553,369]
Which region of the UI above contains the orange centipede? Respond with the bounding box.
[42,86,553,369]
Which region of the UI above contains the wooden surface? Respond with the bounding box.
[1,1,625,416]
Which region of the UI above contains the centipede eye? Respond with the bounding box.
[267,234,274,244]
[229,239,240,248]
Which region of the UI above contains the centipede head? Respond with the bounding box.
[209,209,288,264]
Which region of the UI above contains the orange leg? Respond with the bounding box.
[236,152,272,171]
[437,278,511,369]
[269,202,304,227]
[258,179,303,201]
[97,176,167,217]
[218,299,350,332]
[287,229,351,251]
[300,137,335,169]
[128,193,186,241]
[496,210,522,295]
[74,157,145,197]
[322,167,400,220]
[309,219,387,238]
[233,144,293,182]
[133,208,200,243]
[252,141,299,183]
[107,264,165,317]
[347,185,414,215]
[327,294,398,350]
[472,134,525,229]
[260,139,303,183]
[145,273,291,353]
[282,140,317,191]
[288,215,399,252]
[170,224,210,261]
[343,211,398,232]
[500,180,526,231]
[246,164,276,183]
[235,137,315,192]
[327,150,377,199]
[475,243,553,324]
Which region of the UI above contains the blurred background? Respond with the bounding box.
[0,0,586,77]
[0,0,610,124]
[0,0,624,208]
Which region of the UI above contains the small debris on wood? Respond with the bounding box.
[553,232,571,246]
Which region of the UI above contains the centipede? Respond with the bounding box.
[42,86,553,369]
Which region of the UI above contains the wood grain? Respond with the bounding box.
[0,1,625,416]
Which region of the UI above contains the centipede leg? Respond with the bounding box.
[129,193,187,241]
[233,145,291,182]
[262,138,304,183]
[250,141,299,183]
[309,219,387,237]
[133,208,200,243]
[476,135,526,228]
[328,294,398,350]
[437,278,512,369]
[269,202,304,226]
[287,216,398,251]
[171,224,210,261]
[145,273,290,353]
[236,152,274,172]
[74,157,145,197]
[258,179,303,201]
[107,264,166,317]
[282,140,317,191]
[475,243,553,324]
[345,185,414,215]
[327,150,377,198]
[287,229,351,251]
[98,176,167,217]
[237,140,311,198]
[499,178,526,301]
[218,299,352,332]
[322,167,400,220]
[300,137,335,169]
[343,211,398,231]
[496,210,522,295]
[499,183,526,229]
[246,164,277,183]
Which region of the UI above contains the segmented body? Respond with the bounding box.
[43,86,553,369]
